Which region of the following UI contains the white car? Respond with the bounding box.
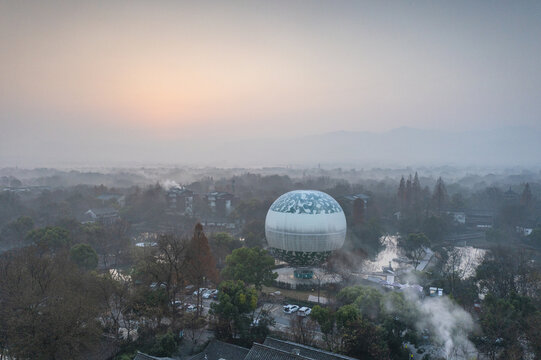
[283,304,299,313]
[202,290,213,299]
[297,307,311,316]
[193,288,208,296]
[185,304,197,312]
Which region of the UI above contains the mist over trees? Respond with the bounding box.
[1,165,541,359]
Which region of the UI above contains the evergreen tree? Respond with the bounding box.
[185,223,218,317]
[521,183,533,208]
[412,172,421,205]
[221,247,277,290]
[405,174,413,208]
[432,177,447,212]
[397,177,406,209]
[352,198,365,225]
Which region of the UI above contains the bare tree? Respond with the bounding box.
[0,247,102,359]
[289,316,318,346]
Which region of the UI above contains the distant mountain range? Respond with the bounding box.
[2,126,541,168]
[202,126,541,167]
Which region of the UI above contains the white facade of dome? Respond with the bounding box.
[265,190,346,262]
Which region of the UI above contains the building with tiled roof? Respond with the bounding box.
[185,337,358,360]
[261,338,358,360]
[133,351,175,360]
[187,339,249,360]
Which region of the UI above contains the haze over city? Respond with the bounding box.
[1,1,541,167]
[3,2,541,360]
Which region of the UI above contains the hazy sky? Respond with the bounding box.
[1,1,540,166]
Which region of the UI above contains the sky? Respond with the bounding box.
[1,1,540,166]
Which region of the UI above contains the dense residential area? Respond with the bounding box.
[1,168,541,359]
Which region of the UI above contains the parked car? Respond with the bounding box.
[283,304,299,313]
[297,306,311,316]
[202,289,218,299]
[185,304,197,312]
[193,288,208,296]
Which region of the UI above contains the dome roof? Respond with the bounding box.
[269,190,344,215]
[265,190,347,256]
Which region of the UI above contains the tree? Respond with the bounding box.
[241,220,265,248]
[289,316,318,346]
[248,308,275,344]
[122,184,166,224]
[412,172,421,206]
[475,294,534,360]
[221,247,277,290]
[1,216,34,241]
[0,246,102,359]
[185,223,218,317]
[520,183,533,208]
[70,243,98,270]
[332,286,418,360]
[349,219,384,258]
[397,176,406,209]
[104,219,131,268]
[422,215,449,243]
[405,175,413,208]
[341,318,391,360]
[0,191,26,229]
[26,226,71,250]
[94,271,134,341]
[352,287,384,322]
[149,331,178,357]
[209,232,242,267]
[210,280,258,343]
[310,305,341,352]
[134,233,189,325]
[432,177,447,212]
[399,233,430,269]
[352,198,365,225]
[529,227,541,246]
[336,304,361,329]
[475,247,535,299]
[337,286,365,305]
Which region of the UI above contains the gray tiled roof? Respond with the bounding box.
[187,339,249,360]
[262,338,358,360]
[133,351,175,360]
[244,343,312,360]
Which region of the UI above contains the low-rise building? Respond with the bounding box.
[167,186,195,216]
[186,337,359,360]
[466,210,494,229]
[205,191,235,218]
[83,208,119,225]
[97,194,126,207]
[340,193,370,224]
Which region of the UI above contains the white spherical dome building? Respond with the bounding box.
[265,190,347,267]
